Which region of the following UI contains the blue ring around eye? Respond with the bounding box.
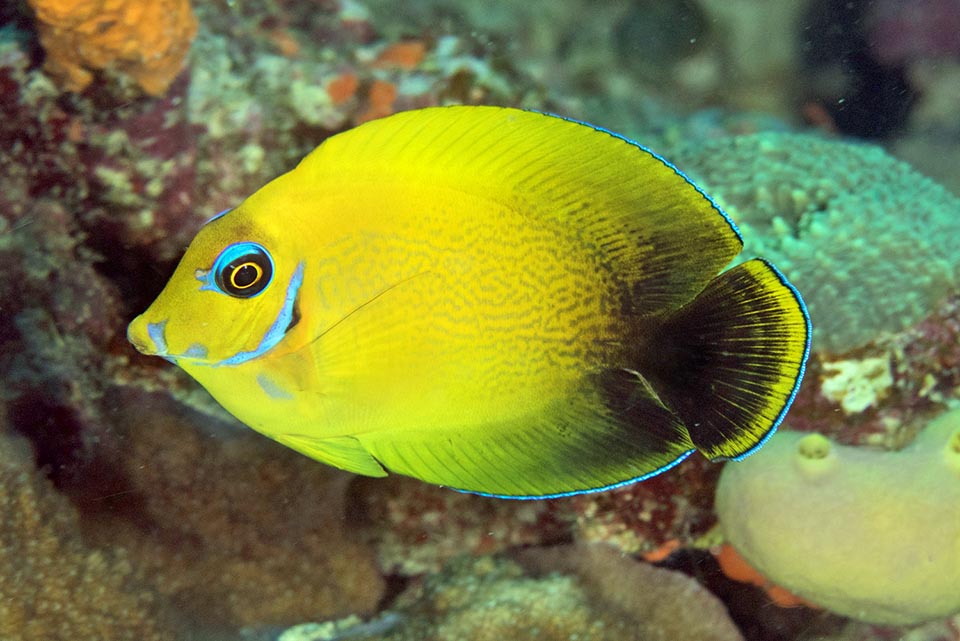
[210,242,274,298]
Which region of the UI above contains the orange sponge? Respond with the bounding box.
[28,0,197,95]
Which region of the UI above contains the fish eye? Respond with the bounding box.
[212,242,274,298]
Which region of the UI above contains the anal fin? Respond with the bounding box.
[357,369,694,498]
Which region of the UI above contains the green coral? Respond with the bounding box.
[671,132,960,354]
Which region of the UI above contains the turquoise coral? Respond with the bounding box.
[671,132,960,354]
[715,410,960,625]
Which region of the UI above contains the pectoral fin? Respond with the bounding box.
[275,433,388,477]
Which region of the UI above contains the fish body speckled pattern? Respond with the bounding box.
[127,106,811,498]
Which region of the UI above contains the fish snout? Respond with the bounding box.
[127,315,165,356]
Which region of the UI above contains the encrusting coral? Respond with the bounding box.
[81,389,387,628]
[715,409,960,625]
[513,543,745,641]
[26,0,197,95]
[279,545,744,641]
[0,424,177,641]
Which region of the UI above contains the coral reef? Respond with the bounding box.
[280,544,744,641]
[354,423,747,580]
[0,192,132,495]
[354,426,726,571]
[76,72,202,265]
[819,356,894,415]
[0,18,205,287]
[889,291,960,413]
[0,425,177,641]
[79,389,387,629]
[0,176,386,630]
[0,38,380,634]
[4,0,960,638]
[568,455,720,555]
[0,2,549,633]
[715,411,960,625]
[389,556,622,641]
[726,286,960,469]
[670,132,960,354]
[186,0,537,166]
[352,476,568,576]
[26,0,197,95]
[514,543,746,641]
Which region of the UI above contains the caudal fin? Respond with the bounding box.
[642,258,811,460]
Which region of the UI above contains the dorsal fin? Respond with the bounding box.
[293,106,743,315]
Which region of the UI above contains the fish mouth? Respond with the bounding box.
[126,317,181,364]
[127,317,168,356]
[127,317,157,355]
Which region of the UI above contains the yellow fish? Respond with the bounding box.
[127,106,810,498]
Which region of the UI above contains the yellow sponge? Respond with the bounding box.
[715,411,960,625]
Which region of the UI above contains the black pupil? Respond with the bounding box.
[233,263,259,288]
[216,247,272,298]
